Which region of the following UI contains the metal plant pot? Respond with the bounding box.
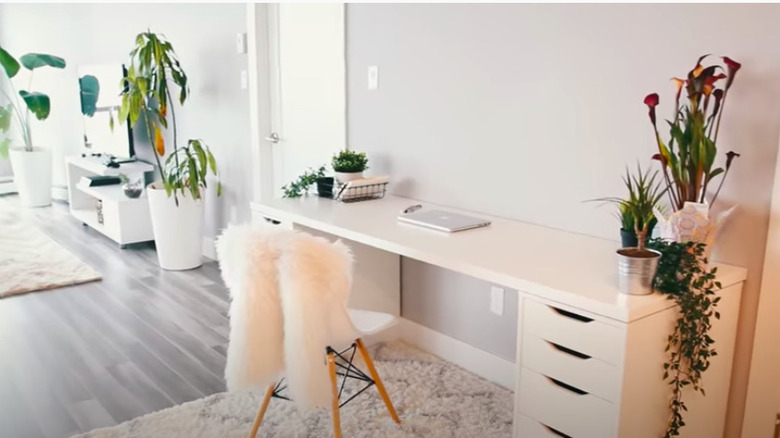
[616,248,662,295]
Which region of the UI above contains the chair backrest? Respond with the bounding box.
[217,224,359,408]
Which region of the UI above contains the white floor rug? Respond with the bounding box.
[73,341,514,438]
[0,204,101,298]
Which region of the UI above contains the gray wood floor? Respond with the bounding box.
[0,195,230,438]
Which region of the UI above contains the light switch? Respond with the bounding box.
[367,65,379,90]
[236,33,247,54]
[490,286,505,316]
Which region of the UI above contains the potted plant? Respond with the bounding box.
[282,165,327,198]
[0,46,97,207]
[117,31,219,270]
[644,55,741,243]
[599,165,667,295]
[332,149,368,183]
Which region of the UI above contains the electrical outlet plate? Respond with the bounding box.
[490,286,505,316]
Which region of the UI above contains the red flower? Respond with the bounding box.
[723,56,741,90]
[652,153,668,167]
[726,151,740,169]
[705,73,727,87]
[671,77,685,102]
[712,89,724,117]
[644,93,659,125]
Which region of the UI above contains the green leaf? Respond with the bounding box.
[190,140,207,177]
[20,53,66,70]
[187,157,199,198]
[206,149,217,174]
[19,90,51,120]
[0,138,10,159]
[216,181,222,196]
[0,104,12,133]
[78,74,100,117]
[0,46,20,78]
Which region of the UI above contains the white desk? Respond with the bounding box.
[251,195,746,438]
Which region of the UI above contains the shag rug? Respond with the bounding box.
[0,205,101,298]
[73,341,514,438]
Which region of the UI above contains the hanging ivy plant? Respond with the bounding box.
[648,238,722,438]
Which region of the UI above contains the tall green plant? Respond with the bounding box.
[648,238,721,438]
[117,31,219,202]
[0,45,95,157]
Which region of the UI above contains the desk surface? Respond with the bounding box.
[252,195,746,323]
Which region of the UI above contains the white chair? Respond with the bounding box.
[216,225,401,438]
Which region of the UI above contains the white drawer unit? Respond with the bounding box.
[515,414,576,438]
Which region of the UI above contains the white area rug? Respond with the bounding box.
[0,204,101,298]
[73,341,514,438]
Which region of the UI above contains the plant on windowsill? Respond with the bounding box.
[117,30,219,270]
[0,45,99,207]
[332,149,368,183]
[647,238,721,438]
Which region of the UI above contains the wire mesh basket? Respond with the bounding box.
[317,178,388,203]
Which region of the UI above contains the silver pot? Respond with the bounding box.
[616,248,662,295]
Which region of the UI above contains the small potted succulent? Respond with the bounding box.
[332,149,368,183]
[597,165,667,295]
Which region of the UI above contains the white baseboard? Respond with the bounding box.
[399,318,515,390]
[203,236,217,260]
[52,185,68,202]
[0,177,16,195]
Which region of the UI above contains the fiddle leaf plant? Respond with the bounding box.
[0,45,96,158]
[117,30,218,203]
[648,238,721,438]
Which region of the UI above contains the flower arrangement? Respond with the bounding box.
[644,55,741,211]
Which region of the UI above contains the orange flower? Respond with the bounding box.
[160,102,167,118]
[154,126,165,156]
[671,77,685,101]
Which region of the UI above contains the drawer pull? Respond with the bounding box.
[550,306,593,323]
[544,425,573,438]
[546,376,588,395]
[548,341,592,360]
[263,217,281,225]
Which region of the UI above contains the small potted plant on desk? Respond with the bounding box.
[332,149,368,183]
[598,165,667,295]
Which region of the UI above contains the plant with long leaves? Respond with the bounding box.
[0,44,98,158]
[648,238,721,438]
[594,165,667,251]
[644,54,741,211]
[282,166,327,198]
[117,31,219,202]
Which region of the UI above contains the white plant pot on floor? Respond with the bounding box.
[9,147,52,207]
[147,183,204,270]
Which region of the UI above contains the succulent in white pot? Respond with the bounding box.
[0,45,98,207]
[332,149,368,183]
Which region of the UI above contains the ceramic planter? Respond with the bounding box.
[316,177,335,198]
[616,248,662,295]
[9,147,52,207]
[147,183,204,270]
[334,171,363,184]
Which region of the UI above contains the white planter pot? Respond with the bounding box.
[9,147,52,207]
[147,183,204,270]
[334,171,363,183]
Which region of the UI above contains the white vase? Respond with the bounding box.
[147,183,204,270]
[334,171,363,183]
[9,147,52,207]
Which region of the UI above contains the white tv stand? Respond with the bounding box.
[66,155,155,248]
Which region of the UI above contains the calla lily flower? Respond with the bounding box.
[671,77,685,102]
[155,126,165,156]
[726,151,740,169]
[652,153,668,167]
[723,57,741,90]
[712,89,724,117]
[644,93,659,125]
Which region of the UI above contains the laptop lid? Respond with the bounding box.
[397,209,491,232]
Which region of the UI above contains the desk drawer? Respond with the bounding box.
[523,300,624,365]
[516,414,581,438]
[521,333,621,402]
[518,369,617,438]
[251,210,293,229]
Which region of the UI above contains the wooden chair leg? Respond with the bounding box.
[248,383,276,438]
[355,338,401,424]
[327,352,343,438]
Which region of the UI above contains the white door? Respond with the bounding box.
[247,3,346,200]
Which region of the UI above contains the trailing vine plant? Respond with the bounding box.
[282,166,326,198]
[648,238,722,438]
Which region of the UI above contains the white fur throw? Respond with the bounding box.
[216,224,359,408]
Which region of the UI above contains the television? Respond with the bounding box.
[78,64,135,161]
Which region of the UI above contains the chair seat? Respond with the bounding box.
[348,309,397,335]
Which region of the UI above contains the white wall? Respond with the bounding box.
[0,3,251,237]
[347,4,780,437]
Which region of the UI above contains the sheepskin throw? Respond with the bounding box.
[217,224,360,408]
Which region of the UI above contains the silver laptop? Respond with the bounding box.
[398,209,491,232]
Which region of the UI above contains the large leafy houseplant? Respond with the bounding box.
[117,31,219,203]
[644,55,741,211]
[648,238,721,438]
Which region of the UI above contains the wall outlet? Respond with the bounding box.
[490,286,505,316]
[367,65,379,90]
